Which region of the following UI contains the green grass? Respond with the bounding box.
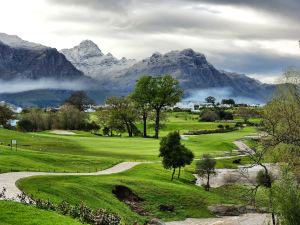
[18,163,248,224]
[0,112,260,224]
[182,127,256,156]
[0,147,119,173]
[0,125,256,173]
[143,112,236,136]
[0,201,82,225]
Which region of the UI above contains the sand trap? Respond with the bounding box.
[50,130,76,135]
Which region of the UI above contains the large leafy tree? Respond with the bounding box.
[0,105,14,126]
[159,131,194,180]
[65,91,95,111]
[131,76,153,138]
[105,97,139,137]
[150,75,183,138]
[205,96,216,105]
[262,69,300,178]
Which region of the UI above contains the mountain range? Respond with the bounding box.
[0,33,275,107]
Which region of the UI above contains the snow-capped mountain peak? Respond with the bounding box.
[60,40,137,80]
[0,33,47,50]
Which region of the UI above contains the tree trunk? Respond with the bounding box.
[206,173,210,191]
[171,167,176,181]
[143,114,147,138]
[178,167,181,179]
[125,122,132,137]
[154,108,160,139]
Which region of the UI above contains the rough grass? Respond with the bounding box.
[18,163,249,224]
[0,201,82,225]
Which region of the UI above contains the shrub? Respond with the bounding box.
[17,119,34,132]
[217,124,224,129]
[200,110,219,122]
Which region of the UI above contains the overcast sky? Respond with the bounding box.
[0,0,300,83]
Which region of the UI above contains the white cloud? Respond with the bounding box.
[0,0,299,82]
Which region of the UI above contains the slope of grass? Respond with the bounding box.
[0,147,119,173]
[0,201,82,225]
[0,126,256,172]
[18,163,248,224]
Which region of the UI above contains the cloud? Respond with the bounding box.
[1,0,299,83]
[193,0,300,21]
[184,87,261,104]
[0,79,89,94]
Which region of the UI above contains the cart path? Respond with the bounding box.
[0,162,142,200]
[165,213,271,225]
[0,140,254,201]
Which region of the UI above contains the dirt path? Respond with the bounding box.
[165,213,271,225]
[0,162,142,200]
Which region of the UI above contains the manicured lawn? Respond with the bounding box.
[183,127,257,156]
[143,112,236,136]
[0,112,260,224]
[0,147,119,173]
[0,126,256,172]
[0,201,82,225]
[18,163,248,224]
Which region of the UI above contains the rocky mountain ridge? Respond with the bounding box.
[0,33,275,106]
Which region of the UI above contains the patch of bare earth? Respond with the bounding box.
[112,185,149,216]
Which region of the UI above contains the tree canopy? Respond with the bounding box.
[196,154,216,191]
[159,131,194,180]
[65,91,95,111]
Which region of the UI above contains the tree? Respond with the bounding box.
[196,154,216,191]
[159,131,194,180]
[131,76,153,138]
[205,96,216,105]
[64,91,95,111]
[105,97,139,137]
[17,119,34,132]
[0,105,14,126]
[149,75,183,138]
[274,168,300,225]
[58,104,86,130]
[236,107,260,123]
[221,99,235,105]
[262,69,300,179]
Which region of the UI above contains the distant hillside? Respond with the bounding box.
[0,33,275,106]
[0,89,111,108]
[0,33,85,81]
[61,43,275,103]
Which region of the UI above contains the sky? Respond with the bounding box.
[0,0,300,83]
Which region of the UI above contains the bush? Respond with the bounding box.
[217,124,224,129]
[17,119,34,132]
[200,110,219,122]
[256,170,274,188]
